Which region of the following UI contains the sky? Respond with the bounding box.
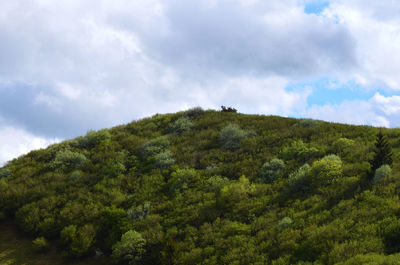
[1,0,400,165]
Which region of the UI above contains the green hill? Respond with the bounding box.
[1,108,400,264]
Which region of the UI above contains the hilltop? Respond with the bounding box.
[1,108,400,265]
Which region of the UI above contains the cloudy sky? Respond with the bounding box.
[1,0,400,165]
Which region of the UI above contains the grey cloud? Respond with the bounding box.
[112,0,357,78]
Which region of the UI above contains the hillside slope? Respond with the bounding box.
[1,108,400,264]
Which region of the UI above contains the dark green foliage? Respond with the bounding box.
[220,106,237,113]
[60,224,96,257]
[182,107,205,119]
[260,158,284,183]
[371,131,393,174]
[111,230,146,265]
[3,110,400,264]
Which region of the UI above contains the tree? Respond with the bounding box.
[111,230,146,265]
[260,158,285,183]
[370,131,393,176]
[219,124,248,151]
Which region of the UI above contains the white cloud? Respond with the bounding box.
[325,1,400,90]
[0,125,59,166]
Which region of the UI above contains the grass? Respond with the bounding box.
[0,221,110,265]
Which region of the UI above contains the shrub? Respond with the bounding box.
[32,237,49,252]
[280,140,318,162]
[0,168,11,179]
[111,230,146,265]
[278,217,293,229]
[374,164,392,184]
[78,129,111,148]
[52,150,87,172]
[207,175,230,192]
[169,168,200,196]
[220,124,249,151]
[183,107,205,119]
[309,155,342,187]
[142,136,170,157]
[154,150,175,169]
[60,224,97,257]
[285,164,311,196]
[69,170,82,181]
[169,117,195,134]
[127,203,151,221]
[260,158,285,183]
[332,138,355,154]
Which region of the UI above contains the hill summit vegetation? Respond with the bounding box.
[1,108,400,264]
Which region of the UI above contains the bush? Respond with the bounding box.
[32,237,49,252]
[260,158,285,183]
[154,150,175,169]
[78,129,111,148]
[220,124,249,151]
[183,107,205,119]
[142,136,170,157]
[285,164,311,196]
[332,138,355,154]
[280,140,318,162]
[169,168,200,196]
[278,217,293,229]
[169,117,195,134]
[52,150,87,172]
[111,230,146,265]
[60,224,97,257]
[0,168,11,179]
[207,175,230,192]
[310,155,342,187]
[374,164,392,184]
[127,203,151,221]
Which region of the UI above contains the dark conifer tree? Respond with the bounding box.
[370,130,393,175]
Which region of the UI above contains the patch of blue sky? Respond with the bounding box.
[304,1,330,15]
[287,77,386,106]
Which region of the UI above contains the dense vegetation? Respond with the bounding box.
[1,108,400,264]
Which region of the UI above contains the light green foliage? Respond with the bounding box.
[260,158,285,183]
[374,164,392,184]
[219,176,255,210]
[154,150,175,169]
[69,170,82,181]
[32,236,49,252]
[111,230,146,265]
[52,150,87,172]
[280,140,318,162]
[169,117,195,134]
[78,129,111,148]
[0,167,11,179]
[206,175,229,192]
[219,124,249,151]
[310,154,342,187]
[333,138,355,154]
[127,203,150,221]
[60,224,97,257]
[278,217,293,229]
[182,106,205,119]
